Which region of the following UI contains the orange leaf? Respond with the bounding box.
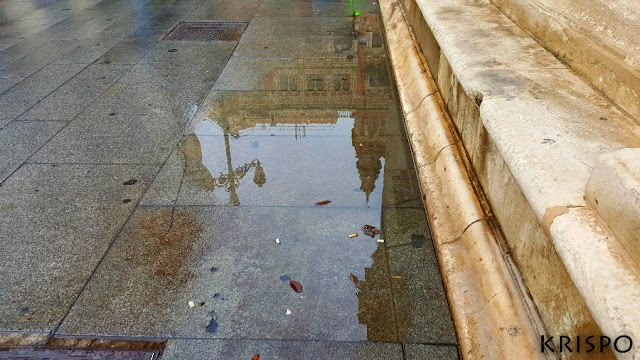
[252,355,260,360]
[290,280,303,293]
[315,200,331,206]
[350,273,358,282]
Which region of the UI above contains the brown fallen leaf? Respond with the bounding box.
[252,354,260,360]
[290,280,303,293]
[350,273,358,282]
[315,200,332,206]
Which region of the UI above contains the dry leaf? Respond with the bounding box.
[350,273,358,282]
[252,355,260,360]
[290,280,303,293]
[348,233,358,238]
[315,200,332,206]
[393,275,402,279]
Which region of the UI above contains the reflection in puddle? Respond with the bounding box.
[180,133,265,206]
[164,13,448,342]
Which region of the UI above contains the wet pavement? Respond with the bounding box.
[0,0,458,358]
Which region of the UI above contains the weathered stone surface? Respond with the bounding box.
[586,148,640,266]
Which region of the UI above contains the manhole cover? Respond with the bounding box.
[164,21,248,41]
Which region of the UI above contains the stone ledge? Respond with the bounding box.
[586,148,640,266]
[404,0,640,354]
[379,1,546,358]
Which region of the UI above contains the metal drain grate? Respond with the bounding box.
[0,338,165,360]
[164,21,248,41]
[0,347,161,359]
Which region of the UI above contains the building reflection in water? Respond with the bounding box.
[180,13,407,341]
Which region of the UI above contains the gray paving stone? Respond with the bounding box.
[0,2,40,22]
[234,34,356,59]
[19,64,131,120]
[0,63,87,119]
[405,344,460,359]
[185,0,262,21]
[0,121,65,182]
[256,1,379,17]
[58,206,396,340]
[0,119,13,129]
[162,339,403,360]
[381,208,433,247]
[0,78,23,94]
[1,40,79,78]
[0,163,158,332]
[29,112,187,165]
[387,245,457,344]
[243,16,353,37]
[71,80,210,119]
[119,40,236,83]
[52,35,126,65]
[94,38,156,65]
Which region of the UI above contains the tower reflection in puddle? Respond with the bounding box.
[173,13,421,341]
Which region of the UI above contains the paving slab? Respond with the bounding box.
[1,40,80,78]
[405,343,459,359]
[233,33,356,59]
[118,40,236,83]
[256,1,378,17]
[27,81,212,164]
[387,245,457,344]
[94,38,156,65]
[0,77,23,94]
[0,164,158,332]
[161,339,403,359]
[0,121,65,182]
[184,0,263,22]
[381,208,432,247]
[73,80,211,118]
[29,113,188,165]
[0,63,87,119]
[58,206,401,341]
[19,64,131,120]
[242,16,354,37]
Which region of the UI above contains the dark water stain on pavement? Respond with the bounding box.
[206,310,219,333]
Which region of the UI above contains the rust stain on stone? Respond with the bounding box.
[137,209,203,283]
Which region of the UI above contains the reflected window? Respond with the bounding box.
[279,74,297,91]
[365,66,388,88]
[372,33,383,48]
[333,75,351,91]
[307,75,324,91]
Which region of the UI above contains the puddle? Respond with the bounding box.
[50,10,455,346]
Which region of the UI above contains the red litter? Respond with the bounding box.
[362,225,380,237]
